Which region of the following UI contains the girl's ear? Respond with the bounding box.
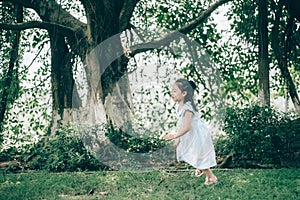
[182,91,187,97]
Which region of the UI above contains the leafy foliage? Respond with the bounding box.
[105,123,167,153]
[0,3,51,149]
[0,2,22,140]
[218,104,294,166]
[223,0,300,105]
[21,125,103,172]
[131,0,225,121]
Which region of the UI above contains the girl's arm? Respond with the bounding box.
[163,111,194,140]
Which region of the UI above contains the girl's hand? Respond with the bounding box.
[163,134,175,140]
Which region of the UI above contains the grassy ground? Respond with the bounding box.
[0,168,299,200]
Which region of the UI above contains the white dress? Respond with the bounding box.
[176,102,217,170]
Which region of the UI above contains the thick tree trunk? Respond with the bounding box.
[83,34,134,129]
[258,0,270,106]
[78,0,134,130]
[49,30,82,135]
[48,33,134,135]
[104,77,134,129]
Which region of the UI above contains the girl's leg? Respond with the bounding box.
[203,168,217,185]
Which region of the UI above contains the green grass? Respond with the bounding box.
[0,168,299,200]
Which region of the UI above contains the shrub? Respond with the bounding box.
[105,123,167,153]
[0,148,19,162]
[218,104,293,166]
[23,125,104,172]
[0,123,169,172]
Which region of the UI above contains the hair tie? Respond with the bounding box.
[188,80,197,90]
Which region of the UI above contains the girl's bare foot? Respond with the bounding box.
[202,169,217,185]
[195,169,204,177]
[204,175,218,185]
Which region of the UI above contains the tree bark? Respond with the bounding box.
[48,29,83,135]
[258,0,270,106]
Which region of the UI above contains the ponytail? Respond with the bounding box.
[175,79,197,111]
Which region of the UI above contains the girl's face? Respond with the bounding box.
[171,83,186,103]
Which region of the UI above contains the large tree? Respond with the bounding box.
[224,0,300,113]
[0,0,231,135]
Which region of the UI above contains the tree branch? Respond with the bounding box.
[0,21,74,34]
[0,0,86,33]
[1,0,88,56]
[180,0,231,34]
[129,0,231,56]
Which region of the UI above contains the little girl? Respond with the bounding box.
[163,79,218,185]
